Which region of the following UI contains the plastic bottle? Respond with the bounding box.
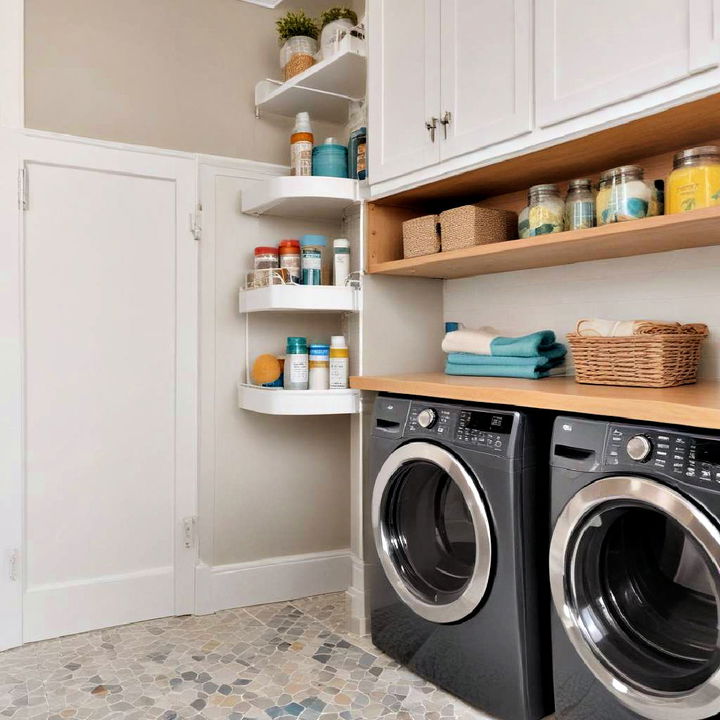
[284,336,308,390]
[278,239,301,284]
[290,112,313,177]
[333,238,351,286]
[347,100,367,180]
[300,235,328,285]
[309,344,330,390]
[329,336,349,389]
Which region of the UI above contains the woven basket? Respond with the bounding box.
[402,214,440,258]
[439,205,517,251]
[568,324,708,387]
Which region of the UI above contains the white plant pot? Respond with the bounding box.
[280,35,318,80]
[320,19,355,60]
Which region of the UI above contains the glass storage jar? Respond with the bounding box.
[596,165,651,225]
[667,146,720,214]
[528,184,565,236]
[564,178,595,230]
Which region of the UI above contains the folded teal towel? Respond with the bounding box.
[491,330,560,358]
[447,350,566,368]
[445,360,563,379]
[442,327,565,358]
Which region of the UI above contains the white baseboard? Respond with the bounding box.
[24,567,174,643]
[204,549,352,613]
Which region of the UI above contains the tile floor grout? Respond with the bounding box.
[0,593,492,720]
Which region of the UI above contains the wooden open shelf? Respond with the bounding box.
[366,92,720,278]
[349,374,720,430]
[368,206,720,279]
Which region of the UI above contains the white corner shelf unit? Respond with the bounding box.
[239,284,360,313]
[238,384,361,415]
[241,176,359,219]
[255,39,366,123]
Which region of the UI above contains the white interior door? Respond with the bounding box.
[13,134,197,644]
[535,0,720,128]
[440,0,531,160]
[368,0,441,184]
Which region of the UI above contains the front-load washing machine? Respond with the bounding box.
[367,395,552,720]
[549,416,720,720]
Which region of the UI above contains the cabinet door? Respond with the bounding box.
[440,0,532,161]
[368,0,441,184]
[536,0,720,128]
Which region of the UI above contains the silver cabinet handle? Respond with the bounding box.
[425,117,438,142]
[440,111,452,139]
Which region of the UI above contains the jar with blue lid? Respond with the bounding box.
[300,235,328,285]
[308,344,330,390]
[312,138,348,178]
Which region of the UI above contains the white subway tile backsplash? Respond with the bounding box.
[444,246,720,379]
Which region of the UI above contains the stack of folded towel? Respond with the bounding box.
[443,325,567,379]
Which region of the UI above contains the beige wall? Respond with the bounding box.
[24,0,345,162]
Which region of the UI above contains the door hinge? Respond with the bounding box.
[18,168,28,211]
[8,549,19,582]
[190,210,202,242]
[182,517,197,549]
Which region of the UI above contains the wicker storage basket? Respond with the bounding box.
[402,214,440,258]
[568,324,708,387]
[439,205,517,251]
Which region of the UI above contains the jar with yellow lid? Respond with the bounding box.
[667,146,720,214]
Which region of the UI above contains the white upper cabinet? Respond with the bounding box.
[368,0,441,184]
[535,0,720,127]
[439,0,531,160]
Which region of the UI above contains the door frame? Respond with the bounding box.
[0,130,199,649]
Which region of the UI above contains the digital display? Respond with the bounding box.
[465,411,513,434]
[696,440,720,465]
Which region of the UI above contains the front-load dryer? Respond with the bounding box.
[366,394,553,720]
[549,416,720,720]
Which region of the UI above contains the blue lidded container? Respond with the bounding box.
[300,234,327,285]
[312,140,348,178]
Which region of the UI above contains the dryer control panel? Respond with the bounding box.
[605,424,720,489]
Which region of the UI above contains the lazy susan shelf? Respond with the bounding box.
[238,384,361,415]
[255,41,366,123]
[239,284,360,313]
[242,176,359,219]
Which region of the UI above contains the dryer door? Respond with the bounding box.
[550,475,720,720]
[372,441,493,624]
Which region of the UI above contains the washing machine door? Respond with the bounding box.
[372,441,493,624]
[550,475,720,720]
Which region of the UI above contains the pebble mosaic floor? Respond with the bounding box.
[0,593,492,720]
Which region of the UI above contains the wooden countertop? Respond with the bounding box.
[349,373,720,430]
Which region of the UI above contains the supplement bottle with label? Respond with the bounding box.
[290,112,313,177]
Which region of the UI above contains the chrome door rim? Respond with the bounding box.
[372,441,493,624]
[550,475,720,720]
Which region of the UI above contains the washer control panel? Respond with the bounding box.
[406,403,515,454]
[455,409,514,453]
[605,424,720,490]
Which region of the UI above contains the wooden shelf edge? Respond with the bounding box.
[367,206,720,279]
[349,373,720,430]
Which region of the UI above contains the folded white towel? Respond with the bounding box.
[575,319,676,337]
[441,326,500,354]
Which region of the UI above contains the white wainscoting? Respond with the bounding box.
[197,549,352,615]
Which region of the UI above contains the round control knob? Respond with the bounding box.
[417,408,438,429]
[626,435,653,462]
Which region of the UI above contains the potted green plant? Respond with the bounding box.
[319,7,359,59]
[276,10,320,80]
